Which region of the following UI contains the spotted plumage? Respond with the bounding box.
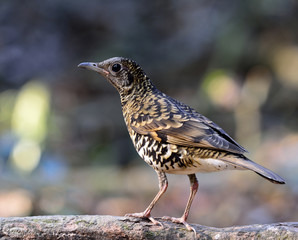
[78,57,285,231]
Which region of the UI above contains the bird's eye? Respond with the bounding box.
[111,63,122,72]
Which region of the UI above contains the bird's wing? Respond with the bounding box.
[130,97,247,154]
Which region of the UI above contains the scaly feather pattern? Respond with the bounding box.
[78,57,285,232]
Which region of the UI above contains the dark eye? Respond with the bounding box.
[111,63,121,72]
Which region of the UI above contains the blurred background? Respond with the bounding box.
[0,0,297,227]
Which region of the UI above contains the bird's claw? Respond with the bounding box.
[125,212,162,226]
[162,216,196,233]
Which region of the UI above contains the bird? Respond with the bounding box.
[78,57,285,231]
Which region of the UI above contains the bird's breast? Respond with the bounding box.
[129,130,197,173]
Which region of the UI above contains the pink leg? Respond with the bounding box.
[163,174,199,232]
[126,171,168,225]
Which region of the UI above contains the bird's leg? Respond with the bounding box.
[162,174,198,232]
[126,170,168,226]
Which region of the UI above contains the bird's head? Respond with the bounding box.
[78,57,152,96]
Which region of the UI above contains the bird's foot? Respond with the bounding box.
[162,216,196,233]
[125,212,162,226]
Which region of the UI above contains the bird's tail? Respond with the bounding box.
[220,153,285,184]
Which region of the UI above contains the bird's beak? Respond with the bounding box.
[78,62,109,76]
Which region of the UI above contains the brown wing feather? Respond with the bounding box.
[130,105,247,154]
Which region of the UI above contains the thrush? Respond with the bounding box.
[78,57,285,231]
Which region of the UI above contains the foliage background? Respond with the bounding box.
[0,0,297,227]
